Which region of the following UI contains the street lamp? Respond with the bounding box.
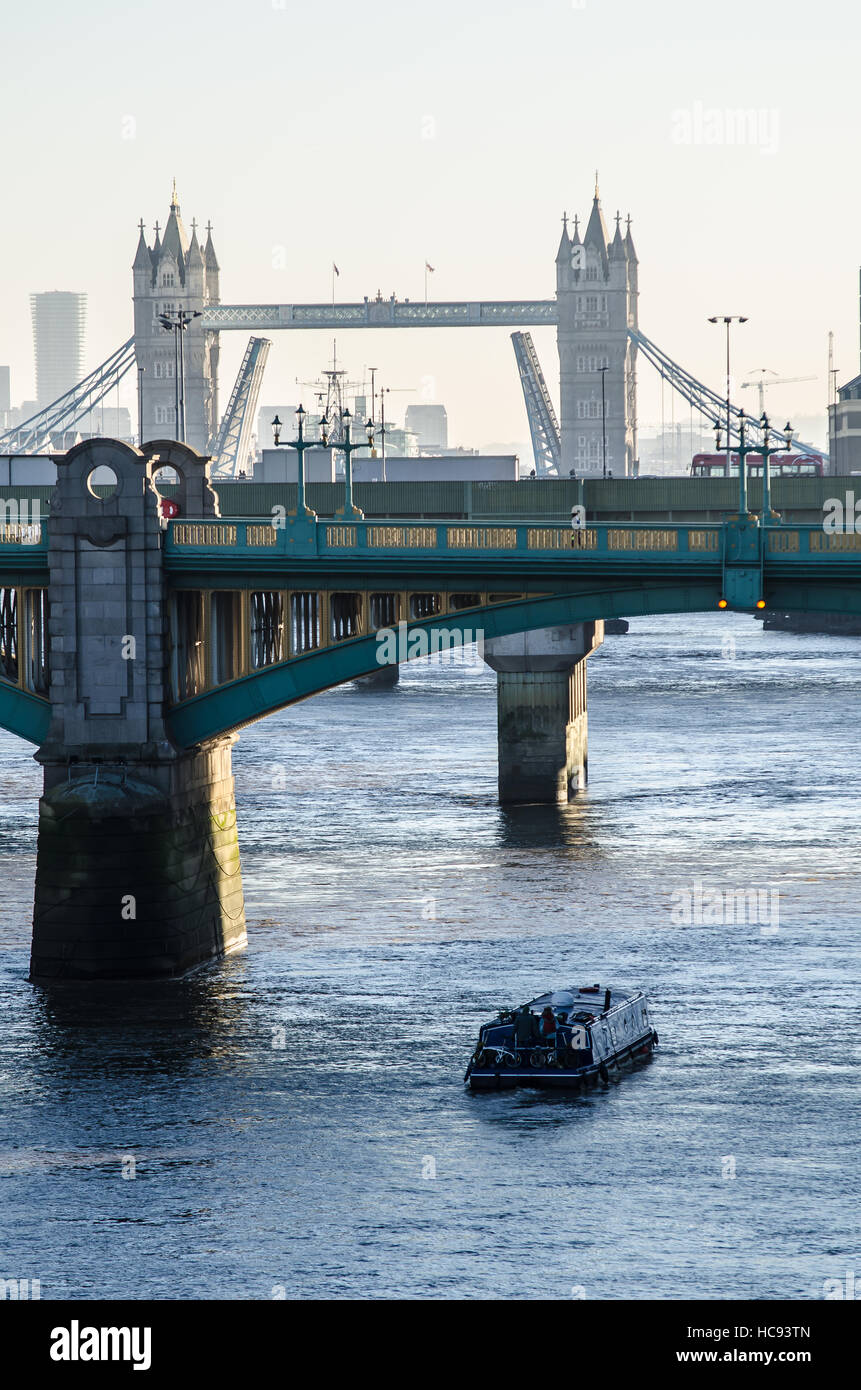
[759,414,793,524]
[159,309,202,444]
[271,403,327,519]
[338,409,375,519]
[597,365,609,479]
[137,364,146,447]
[708,315,748,513]
[716,410,758,518]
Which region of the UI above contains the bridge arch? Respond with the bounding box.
[165,580,720,747]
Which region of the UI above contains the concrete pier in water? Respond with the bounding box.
[483,623,603,804]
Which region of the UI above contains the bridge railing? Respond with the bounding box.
[166,517,727,559]
[0,522,45,548]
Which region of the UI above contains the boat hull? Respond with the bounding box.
[466,1031,657,1091]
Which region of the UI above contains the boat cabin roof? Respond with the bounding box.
[523,986,639,1015]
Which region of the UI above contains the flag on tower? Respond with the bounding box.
[425,262,435,273]
[333,263,340,276]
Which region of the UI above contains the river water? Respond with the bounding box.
[0,611,858,1300]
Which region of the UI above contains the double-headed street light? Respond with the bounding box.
[339,409,375,519]
[271,403,326,518]
[158,309,201,444]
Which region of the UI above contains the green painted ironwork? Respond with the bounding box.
[0,681,51,745]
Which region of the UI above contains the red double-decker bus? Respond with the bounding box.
[690,453,824,478]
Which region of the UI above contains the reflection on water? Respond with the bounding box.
[0,613,858,1300]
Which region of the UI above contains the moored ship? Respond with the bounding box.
[465,983,658,1091]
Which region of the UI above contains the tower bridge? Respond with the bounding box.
[1,181,811,475]
[1,437,860,984]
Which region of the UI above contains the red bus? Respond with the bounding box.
[691,452,824,478]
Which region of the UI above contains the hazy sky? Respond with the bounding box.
[2,0,859,450]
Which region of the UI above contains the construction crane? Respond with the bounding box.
[511,331,561,476]
[208,337,271,479]
[741,369,816,417]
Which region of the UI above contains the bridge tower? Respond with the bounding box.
[556,182,638,477]
[133,185,220,452]
[30,439,245,981]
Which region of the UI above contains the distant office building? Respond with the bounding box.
[30,291,86,408]
[405,403,448,452]
[828,376,861,473]
[0,366,10,414]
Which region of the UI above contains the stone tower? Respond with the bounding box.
[133,185,220,452]
[556,182,638,477]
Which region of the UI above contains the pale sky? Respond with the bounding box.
[2,0,859,451]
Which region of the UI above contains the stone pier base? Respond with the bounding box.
[484,624,602,804]
[30,738,246,982]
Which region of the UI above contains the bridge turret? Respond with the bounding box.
[133,189,220,453]
[556,181,638,477]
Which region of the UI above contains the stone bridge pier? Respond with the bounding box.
[30,439,246,983]
[483,623,603,803]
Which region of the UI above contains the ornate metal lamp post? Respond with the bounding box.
[337,409,374,520]
[714,410,757,517]
[271,404,329,519]
[759,413,793,524]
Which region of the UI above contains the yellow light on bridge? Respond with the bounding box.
[718,599,728,609]
[756,600,766,609]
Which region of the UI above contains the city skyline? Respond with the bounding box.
[1,0,859,450]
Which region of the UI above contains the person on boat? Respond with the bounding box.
[514,1005,534,1048]
[540,1006,557,1046]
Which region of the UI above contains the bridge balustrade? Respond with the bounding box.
[166,517,729,558]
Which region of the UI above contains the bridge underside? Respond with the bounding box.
[163,575,853,748]
[3,575,861,748]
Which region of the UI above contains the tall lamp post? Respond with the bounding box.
[271,404,329,519]
[137,364,146,447]
[708,314,748,510]
[378,386,391,483]
[338,409,374,520]
[159,309,201,444]
[598,365,609,478]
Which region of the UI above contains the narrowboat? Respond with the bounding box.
[464,983,658,1091]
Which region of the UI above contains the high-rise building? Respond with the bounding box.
[405,403,448,452]
[30,291,86,409]
[556,184,638,476]
[132,185,220,452]
[0,366,10,414]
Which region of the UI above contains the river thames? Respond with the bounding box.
[1,611,858,1299]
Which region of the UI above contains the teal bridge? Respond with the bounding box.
[3,509,861,752]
